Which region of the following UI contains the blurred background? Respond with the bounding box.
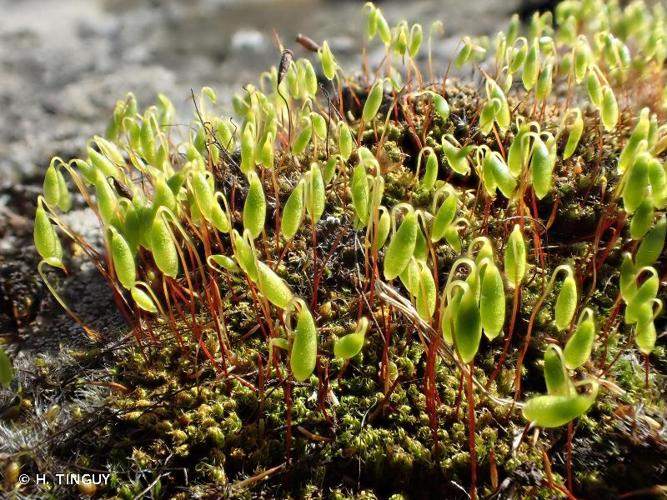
[0,0,536,181]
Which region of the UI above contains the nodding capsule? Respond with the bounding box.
[278,49,294,85]
[296,33,320,52]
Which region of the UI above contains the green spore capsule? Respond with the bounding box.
[281,179,305,240]
[508,127,528,176]
[586,70,602,107]
[292,117,313,155]
[479,260,505,340]
[131,286,158,314]
[431,192,457,242]
[399,257,420,296]
[535,62,553,101]
[362,79,384,123]
[562,109,584,160]
[636,314,657,355]
[479,99,501,136]
[289,300,318,382]
[94,170,118,226]
[601,85,618,131]
[88,146,119,180]
[484,151,516,198]
[416,262,437,320]
[408,23,423,58]
[443,223,462,253]
[232,230,258,280]
[338,122,353,161]
[441,287,462,345]
[43,164,61,208]
[554,268,577,331]
[240,125,256,174]
[522,40,539,90]
[453,282,482,363]
[635,215,666,267]
[563,308,595,369]
[384,210,418,280]
[209,254,239,273]
[431,93,450,122]
[34,205,64,269]
[618,108,650,173]
[305,163,325,224]
[351,163,370,225]
[623,154,651,214]
[421,149,439,191]
[192,171,215,221]
[504,224,526,288]
[619,253,637,302]
[531,135,554,199]
[543,345,571,396]
[625,268,659,324]
[629,200,654,240]
[441,136,471,175]
[319,41,336,80]
[523,381,598,428]
[150,216,179,278]
[256,261,294,310]
[648,158,667,208]
[334,317,369,360]
[210,195,231,234]
[110,228,136,290]
[259,133,274,168]
[371,207,390,251]
[243,171,266,239]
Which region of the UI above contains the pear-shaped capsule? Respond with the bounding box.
[531,136,554,199]
[232,230,258,280]
[131,286,158,314]
[504,225,526,288]
[636,316,657,355]
[601,86,618,131]
[34,206,64,268]
[351,164,370,225]
[562,110,584,159]
[282,179,305,240]
[453,283,482,363]
[620,253,636,302]
[416,262,437,320]
[554,270,577,331]
[243,172,266,239]
[384,211,418,280]
[192,171,215,221]
[479,261,505,340]
[110,229,136,290]
[635,215,666,267]
[338,123,353,161]
[544,345,571,396]
[334,317,369,360]
[523,381,598,428]
[362,80,384,123]
[150,216,179,278]
[305,163,325,224]
[431,193,457,242]
[630,200,654,240]
[625,268,659,324]
[290,302,317,382]
[256,261,294,309]
[563,309,595,369]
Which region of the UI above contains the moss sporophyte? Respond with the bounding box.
[17,0,667,497]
